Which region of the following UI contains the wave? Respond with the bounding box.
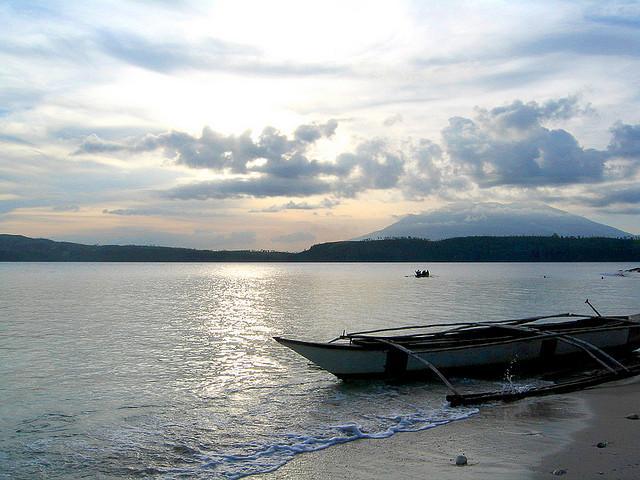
[200,404,478,479]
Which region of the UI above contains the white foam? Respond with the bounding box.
[205,405,478,479]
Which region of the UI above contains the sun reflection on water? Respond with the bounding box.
[2,262,639,478]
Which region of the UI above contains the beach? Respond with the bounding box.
[262,378,640,479]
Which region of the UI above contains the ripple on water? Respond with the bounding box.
[1,262,638,478]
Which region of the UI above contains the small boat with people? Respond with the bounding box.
[615,267,640,277]
[415,269,430,278]
[275,301,640,405]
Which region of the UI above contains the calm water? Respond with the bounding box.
[1,262,639,479]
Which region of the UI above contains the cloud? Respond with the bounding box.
[76,120,339,177]
[584,2,640,30]
[383,114,403,127]
[96,30,346,76]
[600,206,640,215]
[515,29,640,58]
[52,205,80,212]
[162,138,405,200]
[103,207,166,216]
[77,134,129,154]
[477,97,593,131]
[165,176,333,200]
[271,231,316,244]
[401,139,443,198]
[608,122,640,158]
[442,98,614,187]
[252,198,340,213]
[0,132,33,146]
[583,184,640,208]
[294,119,338,143]
[79,120,407,199]
[73,99,640,210]
[334,140,405,196]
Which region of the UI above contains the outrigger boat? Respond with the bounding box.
[275,302,640,406]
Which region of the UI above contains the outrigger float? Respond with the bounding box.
[275,301,640,406]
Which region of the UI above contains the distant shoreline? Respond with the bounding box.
[2,234,639,263]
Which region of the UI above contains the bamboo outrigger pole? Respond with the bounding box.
[362,337,462,396]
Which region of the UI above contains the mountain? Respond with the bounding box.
[0,234,294,262]
[357,202,632,240]
[296,237,640,262]
[2,233,640,262]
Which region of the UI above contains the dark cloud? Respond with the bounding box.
[515,29,640,58]
[586,13,640,30]
[75,100,640,205]
[252,198,340,213]
[165,176,333,200]
[476,97,593,131]
[334,140,405,196]
[294,119,338,143]
[76,120,339,177]
[165,138,405,200]
[401,139,443,198]
[600,206,640,215]
[442,98,612,187]
[608,122,640,157]
[585,3,640,30]
[584,185,640,208]
[77,134,128,154]
[80,120,407,199]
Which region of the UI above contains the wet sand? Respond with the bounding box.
[536,377,640,479]
[261,378,640,479]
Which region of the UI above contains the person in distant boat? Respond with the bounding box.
[426,269,430,277]
[415,270,421,277]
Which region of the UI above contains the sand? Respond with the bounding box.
[536,377,640,479]
[261,378,640,479]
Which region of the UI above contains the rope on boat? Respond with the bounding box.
[345,313,573,337]
[345,311,640,339]
[360,337,461,396]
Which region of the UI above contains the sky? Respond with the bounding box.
[1,0,639,251]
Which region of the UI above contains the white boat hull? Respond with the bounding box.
[275,322,640,378]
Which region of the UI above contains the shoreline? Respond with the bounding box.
[535,377,640,478]
[260,379,640,479]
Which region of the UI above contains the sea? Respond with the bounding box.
[1,262,639,479]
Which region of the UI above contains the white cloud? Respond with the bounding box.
[3,0,640,245]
